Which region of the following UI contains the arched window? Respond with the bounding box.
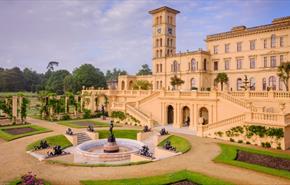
[249,77,255,91]
[271,34,276,48]
[191,78,196,89]
[172,61,178,72]
[160,81,163,88]
[156,17,159,25]
[156,64,159,73]
[156,81,159,89]
[156,39,159,47]
[167,38,169,46]
[160,49,162,57]
[159,16,162,24]
[160,38,162,47]
[170,39,173,46]
[237,78,242,91]
[262,78,267,91]
[160,64,162,73]
[269,76,276,90]
[191,59,196,71]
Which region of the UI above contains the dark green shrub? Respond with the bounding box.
[266,128,284,139]
[83,109,91,119]
[261,142,271,148]
[238,140,243,143]
[229,138,235,142]
[111,111,126,120]
[61,114,71,120]
[246,141,251,145]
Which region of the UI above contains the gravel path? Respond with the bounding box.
[0,118,290,185]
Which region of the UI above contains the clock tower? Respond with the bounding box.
[149,6,180,58]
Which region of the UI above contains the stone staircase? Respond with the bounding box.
[125,103,156,127]
[76,132,92,145]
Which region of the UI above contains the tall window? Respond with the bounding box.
[250,77,256,91]
[237,78,243,91]
[280,55,284,63]
[156,64,159,73]
[269,76,276,90]
[160,81,163,89]
[156,81,159,89]
[271,34,276,48]
[191,59,196,71]
[156,17,159,25]
[160,64,162,73]
[237,42,242,52]
[225,44,230,53]
[224,59,230,70]
[160,38,162,47]
[270,56,276,67]
[214,45,218,54]
[172,61,178,72]
[264,39,267,49]
[160,49,162,57]
[237,59,242,69]
[214,61,218,71]
[250,58,256,69]
[156,50,159,58]
[280,37,284,47]
[262,78,267,91]
[250,40,256,50]
[159,16,162,24]
[203,59,207,70]
[264,57,267,68]
[170,39,173,47]
[156,39,159,47]
[191,78,196,89]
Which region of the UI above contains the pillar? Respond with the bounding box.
[190,104,194,130]
[12,96,18,123]
[65,96,68,114]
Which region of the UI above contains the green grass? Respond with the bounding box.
[214,143,290,179]
[80,170,233,185]
[0,124,51,141]
[26,134,72,151]
[97,130,139,140]
[158,135,191,153]
[57,119,110,128]
[0,92,37,97]
[47,160,150,167]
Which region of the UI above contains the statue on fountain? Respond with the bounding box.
[104,121,119,153]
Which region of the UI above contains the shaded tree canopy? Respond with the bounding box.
[214,73,229,91]
[132,80,152,90]
[136,64,152,76]
[47,61,59,71]
[277,62,290,91]
[45,70,70,95]
[105,68,127,81]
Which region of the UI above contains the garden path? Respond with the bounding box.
[0,118,290,185]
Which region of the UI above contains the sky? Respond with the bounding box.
[0,0,290,74]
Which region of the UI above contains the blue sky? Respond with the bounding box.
[0,0,290,74]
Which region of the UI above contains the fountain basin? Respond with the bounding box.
[74,139,145,164]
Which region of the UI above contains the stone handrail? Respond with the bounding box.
[217,92,251,110]
[203,114,246,132]
[228,91,290,99]
[248,112,288,125]
[138,91,160,105]
[125,103,152,126]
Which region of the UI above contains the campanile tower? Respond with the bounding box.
[149,6,180,59]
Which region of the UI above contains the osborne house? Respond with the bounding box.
[83,7,290,149]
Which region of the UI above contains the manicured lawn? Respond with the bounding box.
[0,125,51,141]
[57,119,110,128]
[80,170,233,185]
[97,130,139,140]
[158,135,191,153]
[26,134,72,151]
[214,143,290,179]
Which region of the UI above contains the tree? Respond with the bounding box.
[136,64,152,76]
[63,75,78,93]
[170,75,184,90]
[45,70,70,94]
[72,64,107,90]
[277,62,290,91]
[47,61,59,71]
[23,68,43,92]
[105,68,127,81]
[0,67,26,92]
[214,73,229,91]
[132,80,152,90]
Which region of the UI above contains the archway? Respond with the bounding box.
[167,105,174,124]
[182,106,190,127]
[121,81,125,90]
[199,107,209,125]
[128,81,133,90]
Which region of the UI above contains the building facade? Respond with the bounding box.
[82,7,290,150]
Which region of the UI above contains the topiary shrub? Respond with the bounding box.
[261,142,271,148]
[246,141,251,145]
[238,140,243,143]
[229,138,235,142]
[61,113,71,120]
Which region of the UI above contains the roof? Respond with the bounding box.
[206,16,290,42]
[149,6,180,14]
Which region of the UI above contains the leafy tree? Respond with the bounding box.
[277,62,290,91]
[105,68,127,81]
[214,73,229,91]
[136,64,152,76]
[23,68,43,92]
[47,61,59,71]
[45,70,70,94]
[72,64,107,90]
[63,75,78,93]
[170,75,184,90]
[0,67,26,92]
[132,80,152,90]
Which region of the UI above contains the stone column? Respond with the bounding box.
[65,96,68,114]
[74,96,79,116]
[18,96,23,119]
[80,96,84,112]
[12,96,18,123]
[190,104,194,130]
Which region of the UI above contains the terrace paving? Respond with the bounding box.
[0,117,290,185]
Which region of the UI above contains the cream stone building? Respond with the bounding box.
[83,7,290,150]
